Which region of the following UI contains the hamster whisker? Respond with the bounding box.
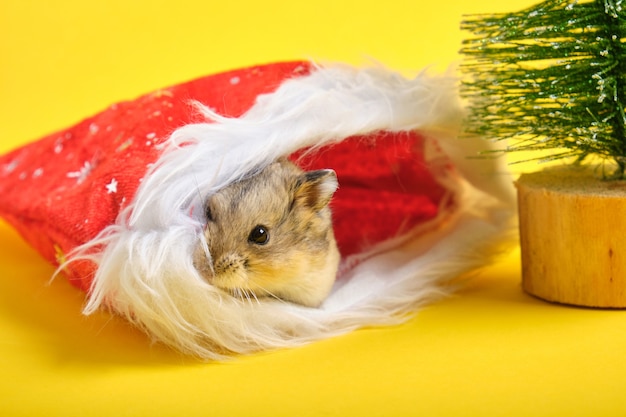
[232,287,243,301]
[242,288,260,307]
[200,245,215,277]
[248,289,261,305]
[238,287,249,305]
[255,286,288,304]
[191,171,207,218]
[245,289,255,308]
[225,287,263,306]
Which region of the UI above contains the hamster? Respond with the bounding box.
[192,159,340,307]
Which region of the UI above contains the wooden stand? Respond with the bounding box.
[516,166,626,308]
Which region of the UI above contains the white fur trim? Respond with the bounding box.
[73,63,516,359]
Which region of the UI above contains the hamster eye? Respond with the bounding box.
[205,206,213,222]
[248,225,269,245]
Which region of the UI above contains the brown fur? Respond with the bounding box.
[193,159,339,307]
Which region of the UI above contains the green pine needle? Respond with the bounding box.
[461,0,626,178]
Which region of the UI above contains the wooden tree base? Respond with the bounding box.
[516,166,626,308]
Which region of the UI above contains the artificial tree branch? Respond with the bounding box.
[461,0,626,178]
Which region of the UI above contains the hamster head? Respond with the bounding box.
[193,160,340,307]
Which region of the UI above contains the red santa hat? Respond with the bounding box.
[0,61,515,359]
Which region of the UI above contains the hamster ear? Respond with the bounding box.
[294,169,338,211]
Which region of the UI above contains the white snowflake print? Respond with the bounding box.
[67,161,94,184]
[54,139,63,154]
[105,178,118,194]
[3,159,18,175]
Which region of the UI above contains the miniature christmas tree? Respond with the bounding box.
[461,0,626,308]
[461,0,626,178]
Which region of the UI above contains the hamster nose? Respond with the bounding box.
[214,254,245,275]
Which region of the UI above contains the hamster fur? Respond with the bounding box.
[192,159,340,307]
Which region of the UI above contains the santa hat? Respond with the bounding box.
[0,61,515,359]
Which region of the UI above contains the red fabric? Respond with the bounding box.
[0,61,447,292]
[292,132,446,258]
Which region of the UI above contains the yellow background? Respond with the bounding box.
[2,0,626,415]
